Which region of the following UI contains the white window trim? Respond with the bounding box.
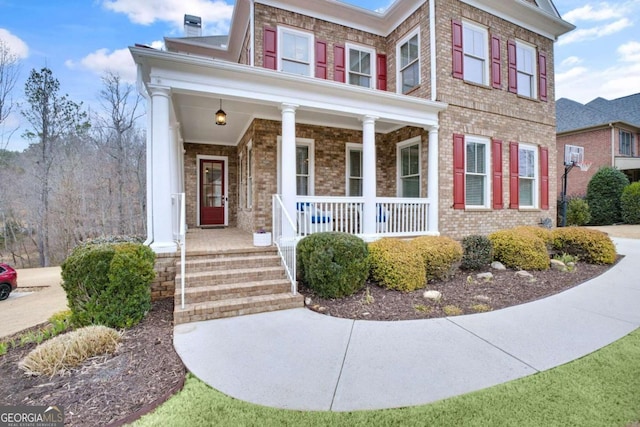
[345,43,376,89]
[462,20,490,86]
[396,136,421,197]
[396,27,421,94]
[465,135,491,209]
[277,136,315,196]
[196,155,229,227]
[345,142,363,196]
[519,143,539,209]
[516,40,537,99]
[247,140,253,209]
[238,151,245,210]
[277,26,314,77]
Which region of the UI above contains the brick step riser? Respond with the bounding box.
[179,257,282,272]
[174,283,291,305]
[176,270,286,286]
[184,249,278,262]
[174,296,304,324]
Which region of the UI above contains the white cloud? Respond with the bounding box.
[563,3,623,23]
[618,41,640,62]
[560,56,583,67]
[101,0,233,34]
[0,29,29,59]
[557,18,632,45]
[556,66,589,85]
[66,47,137,82]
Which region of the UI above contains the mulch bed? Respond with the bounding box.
[302,260,619,321]
[0,298,184,427]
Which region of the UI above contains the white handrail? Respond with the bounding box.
[172,193,187,309]
[272,194,298,295]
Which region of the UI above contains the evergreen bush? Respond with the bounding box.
[585,166,629,225]
[566,198,591,226]
[489,229,549,270]
[368,238,425,292]
[621,182,640,224]
[296,232,369,298]
[460,235,493,270]
[552,227,616,264]
[410,236,462,281]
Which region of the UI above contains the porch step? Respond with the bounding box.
[174,279,291,305]
[178,254,282,272]
[184,246,277,261]
[174,293,304,324]
[176,265,286,286]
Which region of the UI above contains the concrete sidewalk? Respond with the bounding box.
[174,237,640,411]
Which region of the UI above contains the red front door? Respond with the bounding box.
[200,159,225,226]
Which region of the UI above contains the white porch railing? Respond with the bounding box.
[294,196,434,238]
[172,193,186,309]
[272,194,298,295]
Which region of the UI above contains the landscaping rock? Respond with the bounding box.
[491,261,506,270]
[550,259,568,272]
[304,297,312,306]
[515,270,534,278]
[423,290,442,301]
[477,272,494,281]
[473,295,490,303]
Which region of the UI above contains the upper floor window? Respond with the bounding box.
[397,29,420,94]
[463,22,488,85]
[347,44,375,88]
[620,130,634,156]
[278,27,314,77]
[397,137,421,197]
[519,144,538,208]
[346,143,363,196]
[466,136,490,208]
[516,41,536,98]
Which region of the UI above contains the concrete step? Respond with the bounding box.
[174,293,304,324]
[178,254,282,272]
[184,247,277,261]
[176,266,286,286]
[174,279,292,305]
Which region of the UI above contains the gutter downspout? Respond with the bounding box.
[430,0,437,101]
[610,123,615,167]
[136,64,154,246]
[250,0,255,67]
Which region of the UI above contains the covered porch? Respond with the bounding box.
[131,46,447,254]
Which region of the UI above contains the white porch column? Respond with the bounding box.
[280,103,298,236]
[427,125,439,234]
[362,115,378,237]
[148,85,178,253]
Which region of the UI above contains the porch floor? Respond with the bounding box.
[184,227,261,254]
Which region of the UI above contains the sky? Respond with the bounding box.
[1,0,639,151]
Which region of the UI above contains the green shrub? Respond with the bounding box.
[460,235,493,270]
[410,236,462,281]
[489,229,549,270]
[621,182,640,224]
[61,242,155,329]
[512,226,553,246]
[552,227,616,264]
[368,238,425,292]
[585,166,629,225]
[296,232,369,298]
[566,198,591,226]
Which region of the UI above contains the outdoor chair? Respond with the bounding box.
[296,202,333,234]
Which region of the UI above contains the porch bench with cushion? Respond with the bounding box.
[297,202,333,235]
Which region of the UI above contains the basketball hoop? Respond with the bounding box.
[575,161,592,172]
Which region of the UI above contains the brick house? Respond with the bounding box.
[130,0,573,254]
[556,94,640,198]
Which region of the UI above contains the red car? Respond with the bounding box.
[0,263,17,301]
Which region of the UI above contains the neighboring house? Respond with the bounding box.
[556,94,640,198]
[130,0,573,254]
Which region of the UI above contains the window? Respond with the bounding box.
[519,144,538,208]
[247,143,253,208]
[295,140,314,196]
[620,131,634,156]
[238,152,245,208]
[397,138,421,197]
[463,22,488,85]
[346,144,363,196]
[516,41,536,98]
[465,137,490,207]
[347,44,375,88]
[397,29,420,94]
[278,27,313,76]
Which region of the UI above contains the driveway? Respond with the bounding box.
[0,267,68,339]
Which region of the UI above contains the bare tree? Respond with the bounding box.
[21,67,89,266]
[0,40,21,149]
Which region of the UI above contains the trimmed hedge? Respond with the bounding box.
[61,242,155,329]
[489,229,549,270]
[297,232,369,298]
[552,227,616,264]
[566,198,591,226]
[621,182,640,224]
[460,235,493,270]
[512,226,553,246]
[368,238,425,292]
[410,236,462,281]
[586,166,629,225]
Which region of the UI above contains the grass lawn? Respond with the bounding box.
[133,328,640,427]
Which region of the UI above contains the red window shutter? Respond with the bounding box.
[453,134,465,209]
[376,53,387,90]
[452,20,464,79]
[491,35,502,89]
[509,142,519,209]
[492,139,503,209]
[315,40,327,79]
[540,146,549,210]
[507,40,517,93]
[538,51,548,102]
[263,26,277,70]
[334,44,345,83]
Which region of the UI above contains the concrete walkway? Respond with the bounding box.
[174,237,640,411]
